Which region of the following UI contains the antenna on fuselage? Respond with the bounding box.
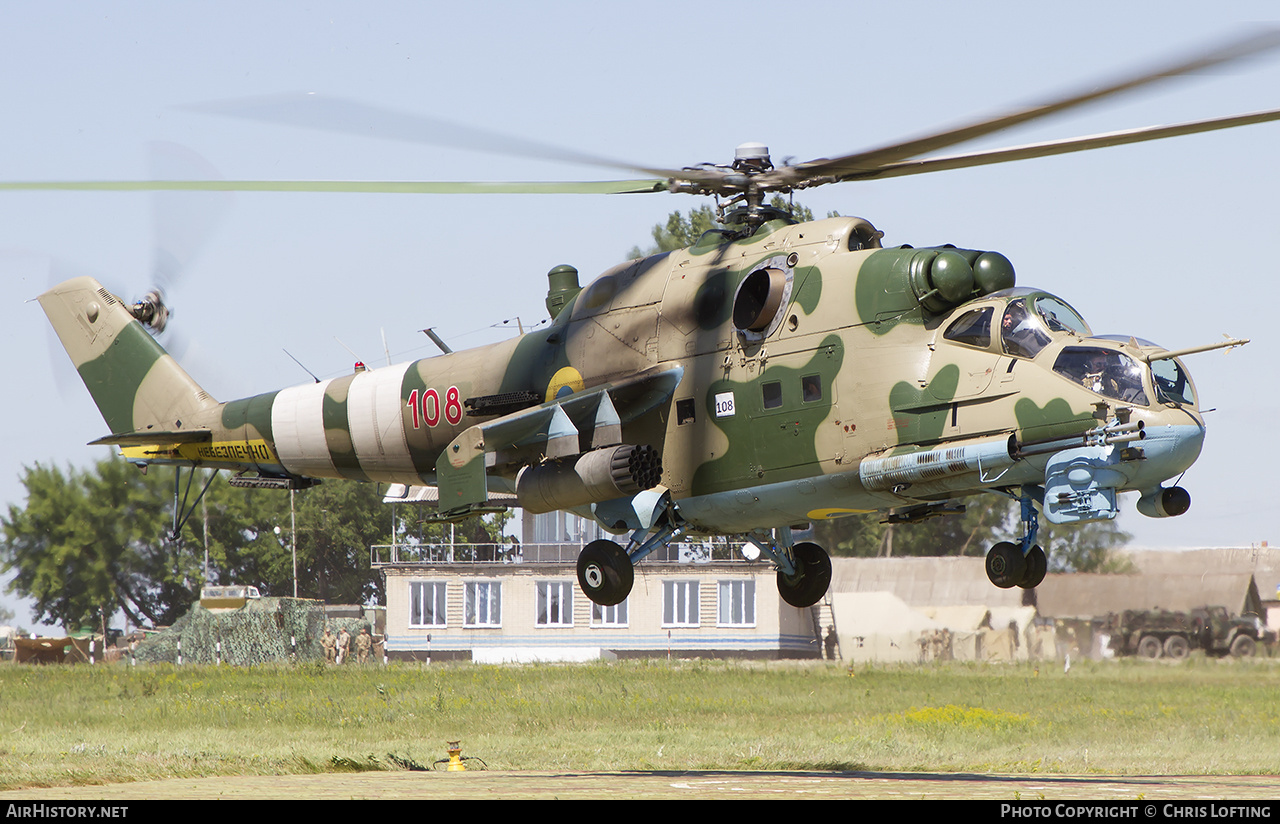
[283,349,321,383]
[421,327,453,355]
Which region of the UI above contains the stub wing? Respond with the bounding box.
[434,365,683,515]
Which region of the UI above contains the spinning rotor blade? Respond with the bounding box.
[835,107,1280,182]
[2,32,1277,206]
[0,178,668,195]
[769,27,1280,188]
[182,92,688,181]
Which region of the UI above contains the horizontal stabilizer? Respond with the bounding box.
[88,429,213,448]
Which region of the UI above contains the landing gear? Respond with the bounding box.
[984,488,1049,590]
[986,542,1026,589]
[1019,544,1047,589]
[572,509,833,610]
[576,539,634,606]
[777,541,833,608]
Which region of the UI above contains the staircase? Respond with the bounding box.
[810,595,840,660]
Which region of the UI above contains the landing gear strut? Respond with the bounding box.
[575,501,680,607]
[985,489,1048,590]
[573,516,833,610]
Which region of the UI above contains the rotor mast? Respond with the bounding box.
[668,142,799,232]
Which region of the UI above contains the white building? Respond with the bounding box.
[374,502,826,661]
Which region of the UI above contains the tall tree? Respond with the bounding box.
[2,455,512,628]
[140,472,396,606]
[1,460,200,629]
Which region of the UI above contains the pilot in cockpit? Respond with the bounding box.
[1001,300,1052,359]
[1081,351,1119,396]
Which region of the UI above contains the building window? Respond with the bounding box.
[464,581,502,627]
[536,581,574,627]
[591,599,628,627]
[718,580,756,627]
[409,581,447,627]
[663,580,700,627]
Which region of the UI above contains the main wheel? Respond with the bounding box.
[986,542,1026,589]
[1137,635,1163,659]
[576,539,634,606]
[1017,545,1047,589]
[1163,634,1190,660]
[777,542,832,608]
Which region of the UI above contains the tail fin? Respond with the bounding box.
[38,276,218,436]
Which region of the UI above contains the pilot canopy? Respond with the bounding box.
[940,290,1197,410]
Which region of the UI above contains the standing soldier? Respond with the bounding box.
[355,626,372,664]
[336,627,351,664]
[321,627,336,664]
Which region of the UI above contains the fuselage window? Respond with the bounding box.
[943,307,993,349]
[1053,346,1150,406]
[802,374,822,403]
[1032,295,1090,336]
[762,380,783,410]
[1151,358,1196,406]
[676,398,696,425]
[1001,299,1053,359]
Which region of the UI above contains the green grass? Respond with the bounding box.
[1,657,1277,789]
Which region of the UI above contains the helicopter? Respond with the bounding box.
[22,30,1280,610]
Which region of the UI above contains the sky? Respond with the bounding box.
[3,1,1280,628]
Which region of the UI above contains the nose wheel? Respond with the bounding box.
[985,489,1048,589]
[985,541,1026,588]
[577,539,634,606]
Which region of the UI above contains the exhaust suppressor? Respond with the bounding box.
[516,444,662,514]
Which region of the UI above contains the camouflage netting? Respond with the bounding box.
[135,597,370,665]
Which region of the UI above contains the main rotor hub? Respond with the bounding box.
[732,142,773,173]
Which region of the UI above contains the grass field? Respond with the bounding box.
[1,657,1277,790]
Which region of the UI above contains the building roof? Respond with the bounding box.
[1033,571,1263,619]
[827,549,1272,619]
[829,557,1027,608]
[1126,547,1280,600]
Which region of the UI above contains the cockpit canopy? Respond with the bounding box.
[1052,346,1149,405]
[941,290,1198,409]
[943,291,1091,359]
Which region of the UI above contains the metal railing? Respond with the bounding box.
[371,539,753,566]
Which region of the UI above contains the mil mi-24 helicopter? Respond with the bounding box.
[20,31,1280,609]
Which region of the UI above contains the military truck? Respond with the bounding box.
[1104,606,1275,660]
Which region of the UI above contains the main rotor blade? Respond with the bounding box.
[182,92,687,180]
[839,108,1280,182]
[0,179,669,195]
[773,27,1280,186]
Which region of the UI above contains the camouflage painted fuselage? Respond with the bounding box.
[41,215,1205,536]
